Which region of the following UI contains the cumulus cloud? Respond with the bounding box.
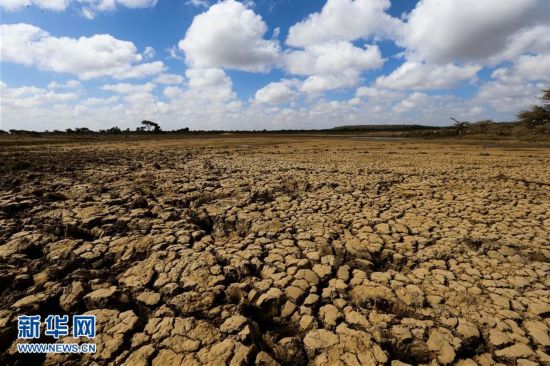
[510,54,550,81]
[283,42,384,93]
[376,62,481,90]
[284,42,384,76]
[183,68,237,102]
[473,54,549,114]
[178,0,280,72]
[185,0,208,7]
[101,82,156,94]
[0,0,69,11]
[254,79,299,104]
[286,0,400,47]
[1,0,158,17]
[80,95,120,106]
[1,84,78,108]
[153,73,184,85]
[0,24,165,80]
[47,80,82,89]
[399,0,550,64]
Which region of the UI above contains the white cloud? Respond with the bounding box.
[0,24,165,80]
[178,0,280,72]
[163,86,185,100]
[1,0,158,16]
[284,42,384,93]
[286,0,400,47]
[47,80,81,89]
[376,61,481,90]
[399,0,550,64]
[355,86,403,100]
[254,79,299,104]
[166,45,184,60]
[115,0,156,8]
[393,91,428,113]
[153,73,184,85]
[101,82,156,94]
[1,84,78,108]
[143,46,156,60]
[185,0,208,7]
[284,42,384,76]
[81,95,120,106]
[512,54,550,81]
[474,57,549,114]
[183,68,237,102]
[0,0,69,11]
[494,24,550,62]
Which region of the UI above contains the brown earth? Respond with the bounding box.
[0,136,549,366]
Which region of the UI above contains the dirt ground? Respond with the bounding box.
[0,136,549,365]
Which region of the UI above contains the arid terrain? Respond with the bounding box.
[0,136,549,366]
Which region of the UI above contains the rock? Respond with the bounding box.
[136,291,161,306]
[303,329,339,354]
[345,310,370,329]
[122,345,155,366]
[84,286,121,308]
[495,343,534,359]
[488,329,512,347]
[12,292,51,310]
[170,291,216,315]
[152,349,184,366]
[280,301,296,318]
[296,269,319,286]
[160,336,200,353]
[220,315,248,334]
[427,329,456,365]
[255,351,280,365]
[396,284,425,306]
[285,286,305,303]
[312,264,332,280]
[299,315,316,332]
[457,319,480,340]
[256,288,285,316]
[303,294,319,306]
[60,281,86,311]
[523,320,550,346]
[350,284,395,305]
[375,223,391,234]
[319,304,341,327]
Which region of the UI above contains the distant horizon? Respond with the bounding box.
[2,0,549,131]
[3,121,515,134]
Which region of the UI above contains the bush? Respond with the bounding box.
[517,89,550,127]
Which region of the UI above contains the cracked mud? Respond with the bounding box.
[0,137,549,365]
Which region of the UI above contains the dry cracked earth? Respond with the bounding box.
[0,136,549,366]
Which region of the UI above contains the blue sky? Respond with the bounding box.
[1,0,549,131]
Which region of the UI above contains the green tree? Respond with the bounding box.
[517,88,550,127]
[141,120,161,132]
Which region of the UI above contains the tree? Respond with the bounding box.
[517,88,550,127]
[450,117,470,135]
[141,120,161,132]
[107,126,122,134]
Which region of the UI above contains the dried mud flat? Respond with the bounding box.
[0,136,549,366]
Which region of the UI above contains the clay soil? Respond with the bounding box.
[0,135,549,365]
